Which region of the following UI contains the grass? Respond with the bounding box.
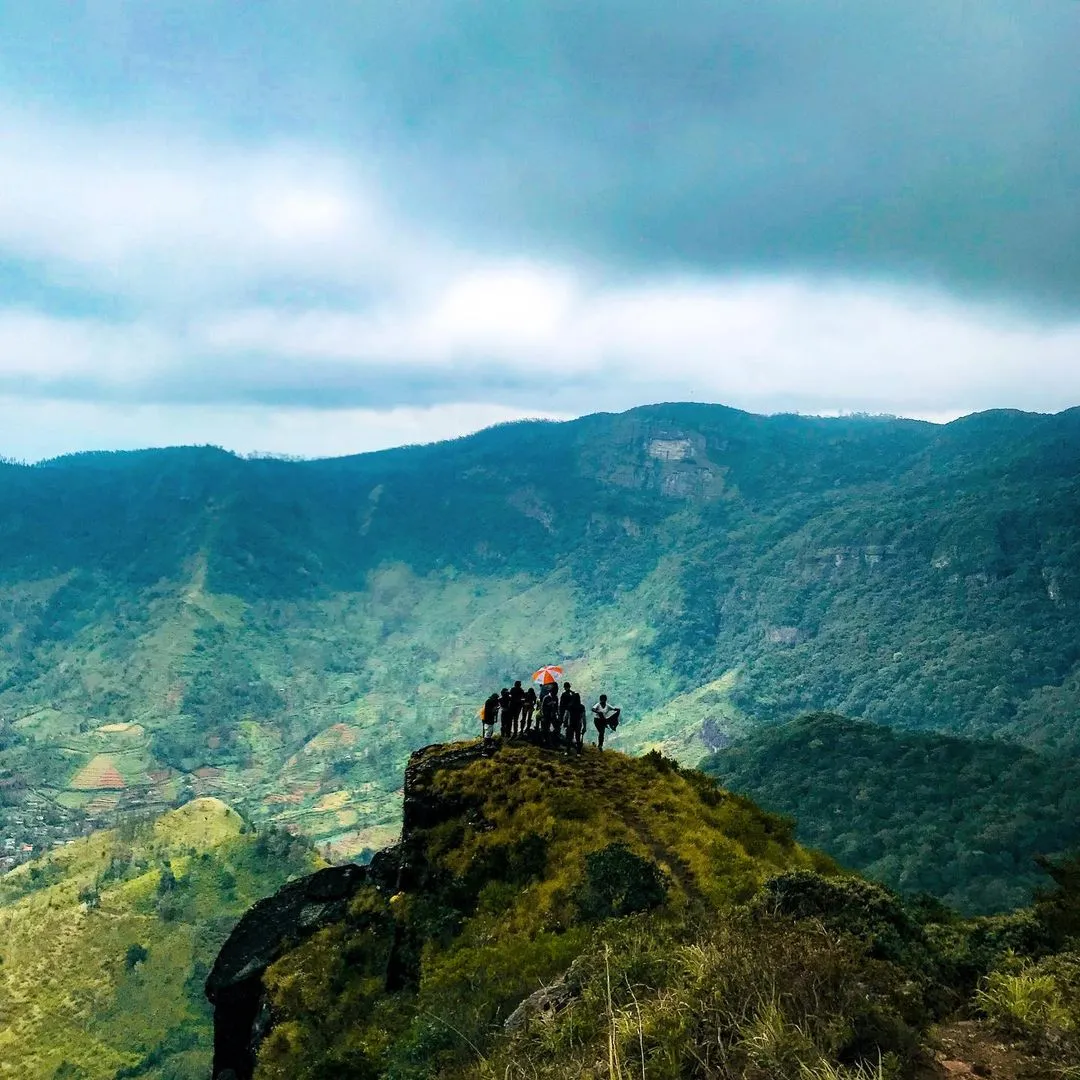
[0,798,317,1080]
[253,742,827,1080]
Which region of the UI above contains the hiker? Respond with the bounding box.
[509,680,525,736]
[591,694,621,750]
[522,685,537,732]
[565,689,585,753]
[481,692,499,744]
[574,692,587,752]
[540,689,558,745]
[499,688,513,739]
[559,683,577,743]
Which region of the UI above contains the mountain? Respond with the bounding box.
[700,713,1080,914]
[0,798,317,1080]
[2,403,1080,861]
[205,739,1080,1080]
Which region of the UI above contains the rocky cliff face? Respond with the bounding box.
[206,863,377,1079]
[205,741,490,1079]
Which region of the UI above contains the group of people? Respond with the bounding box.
[480,680,622,752]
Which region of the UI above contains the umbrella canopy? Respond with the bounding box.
[532,665,564,685]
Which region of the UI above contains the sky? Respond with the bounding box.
[2,1,1079,461]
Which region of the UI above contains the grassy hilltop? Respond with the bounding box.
[1,404,1079,864]
[0,798,317,1080]
[226,741,1080,1080]
[244,739,830,1079]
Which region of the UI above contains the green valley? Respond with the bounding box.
[1,404,1079,876]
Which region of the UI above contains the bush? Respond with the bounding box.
[125,943,149,970]
[977,952,1080,1064]
[574,842,670,921]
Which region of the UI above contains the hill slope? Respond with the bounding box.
[0,798,317,1080]
[207,739,829,1079]
[2,403,1080,852]
[701,714,1080,914]
[208,740,1080,1080]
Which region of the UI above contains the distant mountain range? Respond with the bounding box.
[2,403,1078,864]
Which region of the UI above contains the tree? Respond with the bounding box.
[124,943,148,970]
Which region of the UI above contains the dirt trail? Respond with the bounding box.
[920,1020,1059,1080]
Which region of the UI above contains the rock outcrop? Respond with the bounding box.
[205,742,484,1079]
[205,863,372,1079]
[205,738,816,1080]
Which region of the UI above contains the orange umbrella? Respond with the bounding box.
[532,665,564,685]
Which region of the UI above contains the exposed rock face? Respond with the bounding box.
[205,742,484,1079]
[206,863,374,1079]
[503,956,588,1032]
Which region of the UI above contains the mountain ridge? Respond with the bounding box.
[2,401,1078,869]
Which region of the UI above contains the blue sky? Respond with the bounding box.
[2,1,1079,460]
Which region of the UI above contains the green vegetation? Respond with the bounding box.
[241,742,1080,1079]
[251,741,825,1078]
[0,798,317,1079]
[977,952,1080,1070]
[2,404,1078,865]
[700,713,1080,913]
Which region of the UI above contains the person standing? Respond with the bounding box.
[541,690,558,745]
[591,694,621,750]
[522,686,537,732]
[499,688,513,739]
[482,692,499,744]
[558,683,575,745]
[569,690,586,753]
[509,680,525,737]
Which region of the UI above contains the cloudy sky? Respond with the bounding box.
[2,1,1079,460]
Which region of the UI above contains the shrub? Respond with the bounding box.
[574,843,670,921]
[125,943,149,970]
[977,952,1080,1064]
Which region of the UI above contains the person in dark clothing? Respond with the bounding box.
[559,683,574,729]
[522,686,537,732]
[563,690,585,752]
[509,680,525,737]
[482,692,499,744]
[591,694,620,750]
[540,690,558,745]
[499,688,513,739]
[552,682,572,746]
[572,692,587,752]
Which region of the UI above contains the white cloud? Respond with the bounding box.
[0,104,1078,458]
[188,275,1080,416]
[0,108,432,304]
[0,309,176,381]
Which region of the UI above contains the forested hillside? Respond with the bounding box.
[2,404,1079,860]
[701,713,1080,913]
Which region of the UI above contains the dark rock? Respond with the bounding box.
[701,716,732,752]
[207,864,369,994]
[206,863,371,1080]
[504,957,588,1032]
[207,742,488,1079]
